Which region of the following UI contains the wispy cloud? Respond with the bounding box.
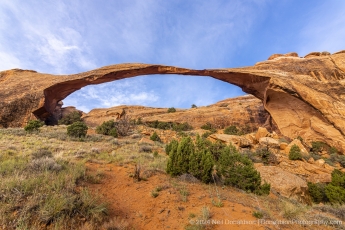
[297,1,345,56]
[0,0,96,74]
[5,1,343,113]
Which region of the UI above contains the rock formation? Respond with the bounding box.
[1,50,345,152]
[82,95,271,131]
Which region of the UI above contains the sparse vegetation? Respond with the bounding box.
[223,125,239,135]
[67,121,88,138]
[167,107,176,113]
[58,111,82,125]
[0,150,107,229]
[150,131,161,142]
[146,120,193,132]
[166,136,270,195]
[308,169,345,204]
[289,144,302,160]
[96,120,118,137]
[24,120,44,132]
[252,211,264,219]
[217,144,270,195]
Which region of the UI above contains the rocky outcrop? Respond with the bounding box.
[208,133,253,148]
[1,50,345,153]
[83,95,271,130]
[255,165,310,203]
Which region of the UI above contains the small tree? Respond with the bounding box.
[166,137,194,176]
[58,111,82,125]
[67,122,88,138]
[217,144,269,194]
[150,131,161,142]
[96,120,115,135]
[289,144,302,160]
[191,104,197,108]
[167,107,176,113]
[24,120,44,133]
[165,139,179,156]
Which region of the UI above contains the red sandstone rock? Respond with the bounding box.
[1,50,345,152]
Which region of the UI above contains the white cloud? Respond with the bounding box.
[0,0,96,73]
[0,0,267,111]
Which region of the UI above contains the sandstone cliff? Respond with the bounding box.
[82,95,272,131]
[1,50,345,152]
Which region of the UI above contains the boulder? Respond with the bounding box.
[307,157,315,164]
[259,137,280,148]
[209,134,252,147]
[280,142,288,150]
[285,139,309,155]
[315,159,325,167]
[255,165,310,203]
[307,173,332,183]
[255,127,269,141]
[279,158,333,176]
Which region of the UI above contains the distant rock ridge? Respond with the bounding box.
[1,50,345,152]
[82,95,272,132]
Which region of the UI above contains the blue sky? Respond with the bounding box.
[1,0,345,112]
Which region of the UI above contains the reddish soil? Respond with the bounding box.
[86,162,269,230]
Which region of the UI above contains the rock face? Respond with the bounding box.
[83,95,270,131]
[1,50,345,152]
[255,165,310,203]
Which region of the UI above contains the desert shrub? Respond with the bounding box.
[330,169,345,188]
[115,115,133,136]
[172,122,193,132]
[330,147,338,154]
[150,131,161,142]
[153,151,159,158]
[189,136,214,183]
[58,111,82,125]
[166,137,194,176]
[202,130,215,139]
[311,141,336,154]
[201,122,213,131]
[309,170,345,204]
[95,117,132,137]
[339,155,345,168]
[108,128,118,137]
[325,185,345,204]
[256,147,272,165]
[146,120,192,132]
[308,182,329,203]
[224,125,240,135]
[217,145,269,194]
[165,139,179,156]
[96,120,115,135]
[191,104,197,108]
[328,154,345,167]
[207,140,226,162]
[166,136,214,183]
[29,157,62,172]
[67,121,88,138]
[24,120,44,132]
[167,107,176,113]
[289,144,302,160]
[32,148,53,159]
[139,145,152,153]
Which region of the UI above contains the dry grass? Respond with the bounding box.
[2,125,344,229]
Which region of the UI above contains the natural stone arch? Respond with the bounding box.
[1,50,345,152]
